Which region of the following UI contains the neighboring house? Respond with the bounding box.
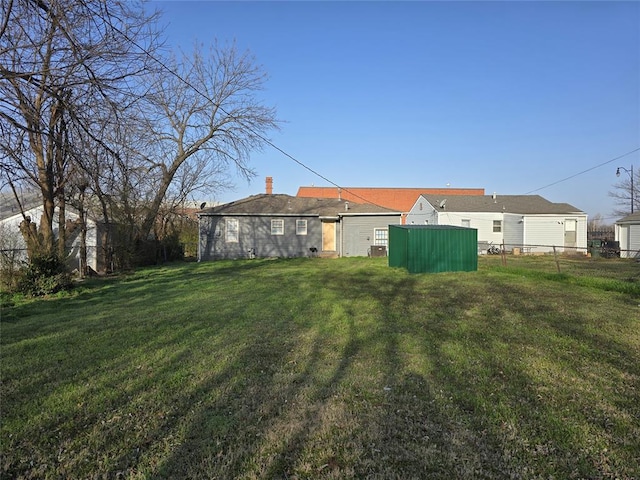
[197,193,402,260]
[0,192,103,272]
[296,186,485,223]
[615,212,640,258]
[406,194,588,254]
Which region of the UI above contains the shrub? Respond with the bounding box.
[0,224,25,294]
[159,233,184,262]
[19,253,72,297]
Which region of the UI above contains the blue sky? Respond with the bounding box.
[152,1,639,220]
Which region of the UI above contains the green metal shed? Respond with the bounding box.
[388,225,478,273]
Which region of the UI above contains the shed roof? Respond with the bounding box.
[419,194,585,215]
[198,194,401,217]
[392,224,474,230]
[616,212,640,224]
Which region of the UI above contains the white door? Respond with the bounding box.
[564,219,577,250]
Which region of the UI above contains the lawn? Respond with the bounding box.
[1,255,639,479]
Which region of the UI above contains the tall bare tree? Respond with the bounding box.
[0,0,160,257]
[608,167,638,217]
[133,42,279,242]
[2,2,279,269]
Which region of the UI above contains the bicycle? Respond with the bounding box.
[487,243,502,255]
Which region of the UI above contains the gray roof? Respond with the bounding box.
[616,212,640,224]
[0,190,42,221]
[198,194,400,217]
[420,194,584,215]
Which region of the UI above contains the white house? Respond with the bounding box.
[406,194,588,254]
[0,193,102,272]
[615,212,640,258]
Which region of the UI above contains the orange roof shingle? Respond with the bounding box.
[296,186,485,212]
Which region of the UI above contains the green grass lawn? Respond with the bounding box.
[1,256,639,479]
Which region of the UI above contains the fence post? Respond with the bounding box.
[501,243,507,266]
[552,246,561,273]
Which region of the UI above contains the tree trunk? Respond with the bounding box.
[78,187,88,277]
[138,168,175,242]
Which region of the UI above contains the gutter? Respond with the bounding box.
[197,212,320,217]
[339,212,403,217]
[197,214,201,262]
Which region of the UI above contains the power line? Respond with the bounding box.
[102,18,394,210]
[105,12,639,213]
[524,147,640,194]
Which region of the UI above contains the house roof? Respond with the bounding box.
[296,186,485,212]
[0,190,42,222]
[418,194,585,215]
[198,194,401,217]
[616,212,640,224]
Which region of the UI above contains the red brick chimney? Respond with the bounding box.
[266,176,273,195]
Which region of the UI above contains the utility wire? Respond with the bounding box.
[102,18,394,210]
[106,12,639,213]
[524,147,640,195]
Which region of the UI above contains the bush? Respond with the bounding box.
[159,234,184,262]
[0,264,24,294]
[0,224,25,294]
[133,236,185,267]
[19,253,72,297]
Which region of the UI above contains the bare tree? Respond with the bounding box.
[588,213,602,231]
[608,167,638,217]
[2,2,279,270]
[0,0,160,258]
[133,42,279,242]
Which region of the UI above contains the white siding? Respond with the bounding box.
[616,224,628,257]
[405,196,588,255]
[522,216,565,253]
[437,211,504,244]
[503,213,524,251]
[0,206,99,270]
[405,197,438,225]
[617,224,640,258]
[575,216,588,254]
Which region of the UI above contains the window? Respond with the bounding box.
[271,219,284,235]
[461,219,471,228]
[226,218,239,242]
[493,220,502,233]
[296,219,307,235]
[373,228,388,246]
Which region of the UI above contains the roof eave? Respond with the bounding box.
[339,212,402,217]
[197,212,320,217]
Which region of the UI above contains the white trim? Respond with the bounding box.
[296,219,307,235]
[225,218,239,242]
[271,219,284,235]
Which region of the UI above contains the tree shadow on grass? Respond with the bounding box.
[5,259,639,479]
[412,275,640,479]
[145,266,419,478]
[147,265,640,479]
[148,266,521,478]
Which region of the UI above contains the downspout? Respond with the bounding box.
[197,214,201,262]
[340,215,343,257]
